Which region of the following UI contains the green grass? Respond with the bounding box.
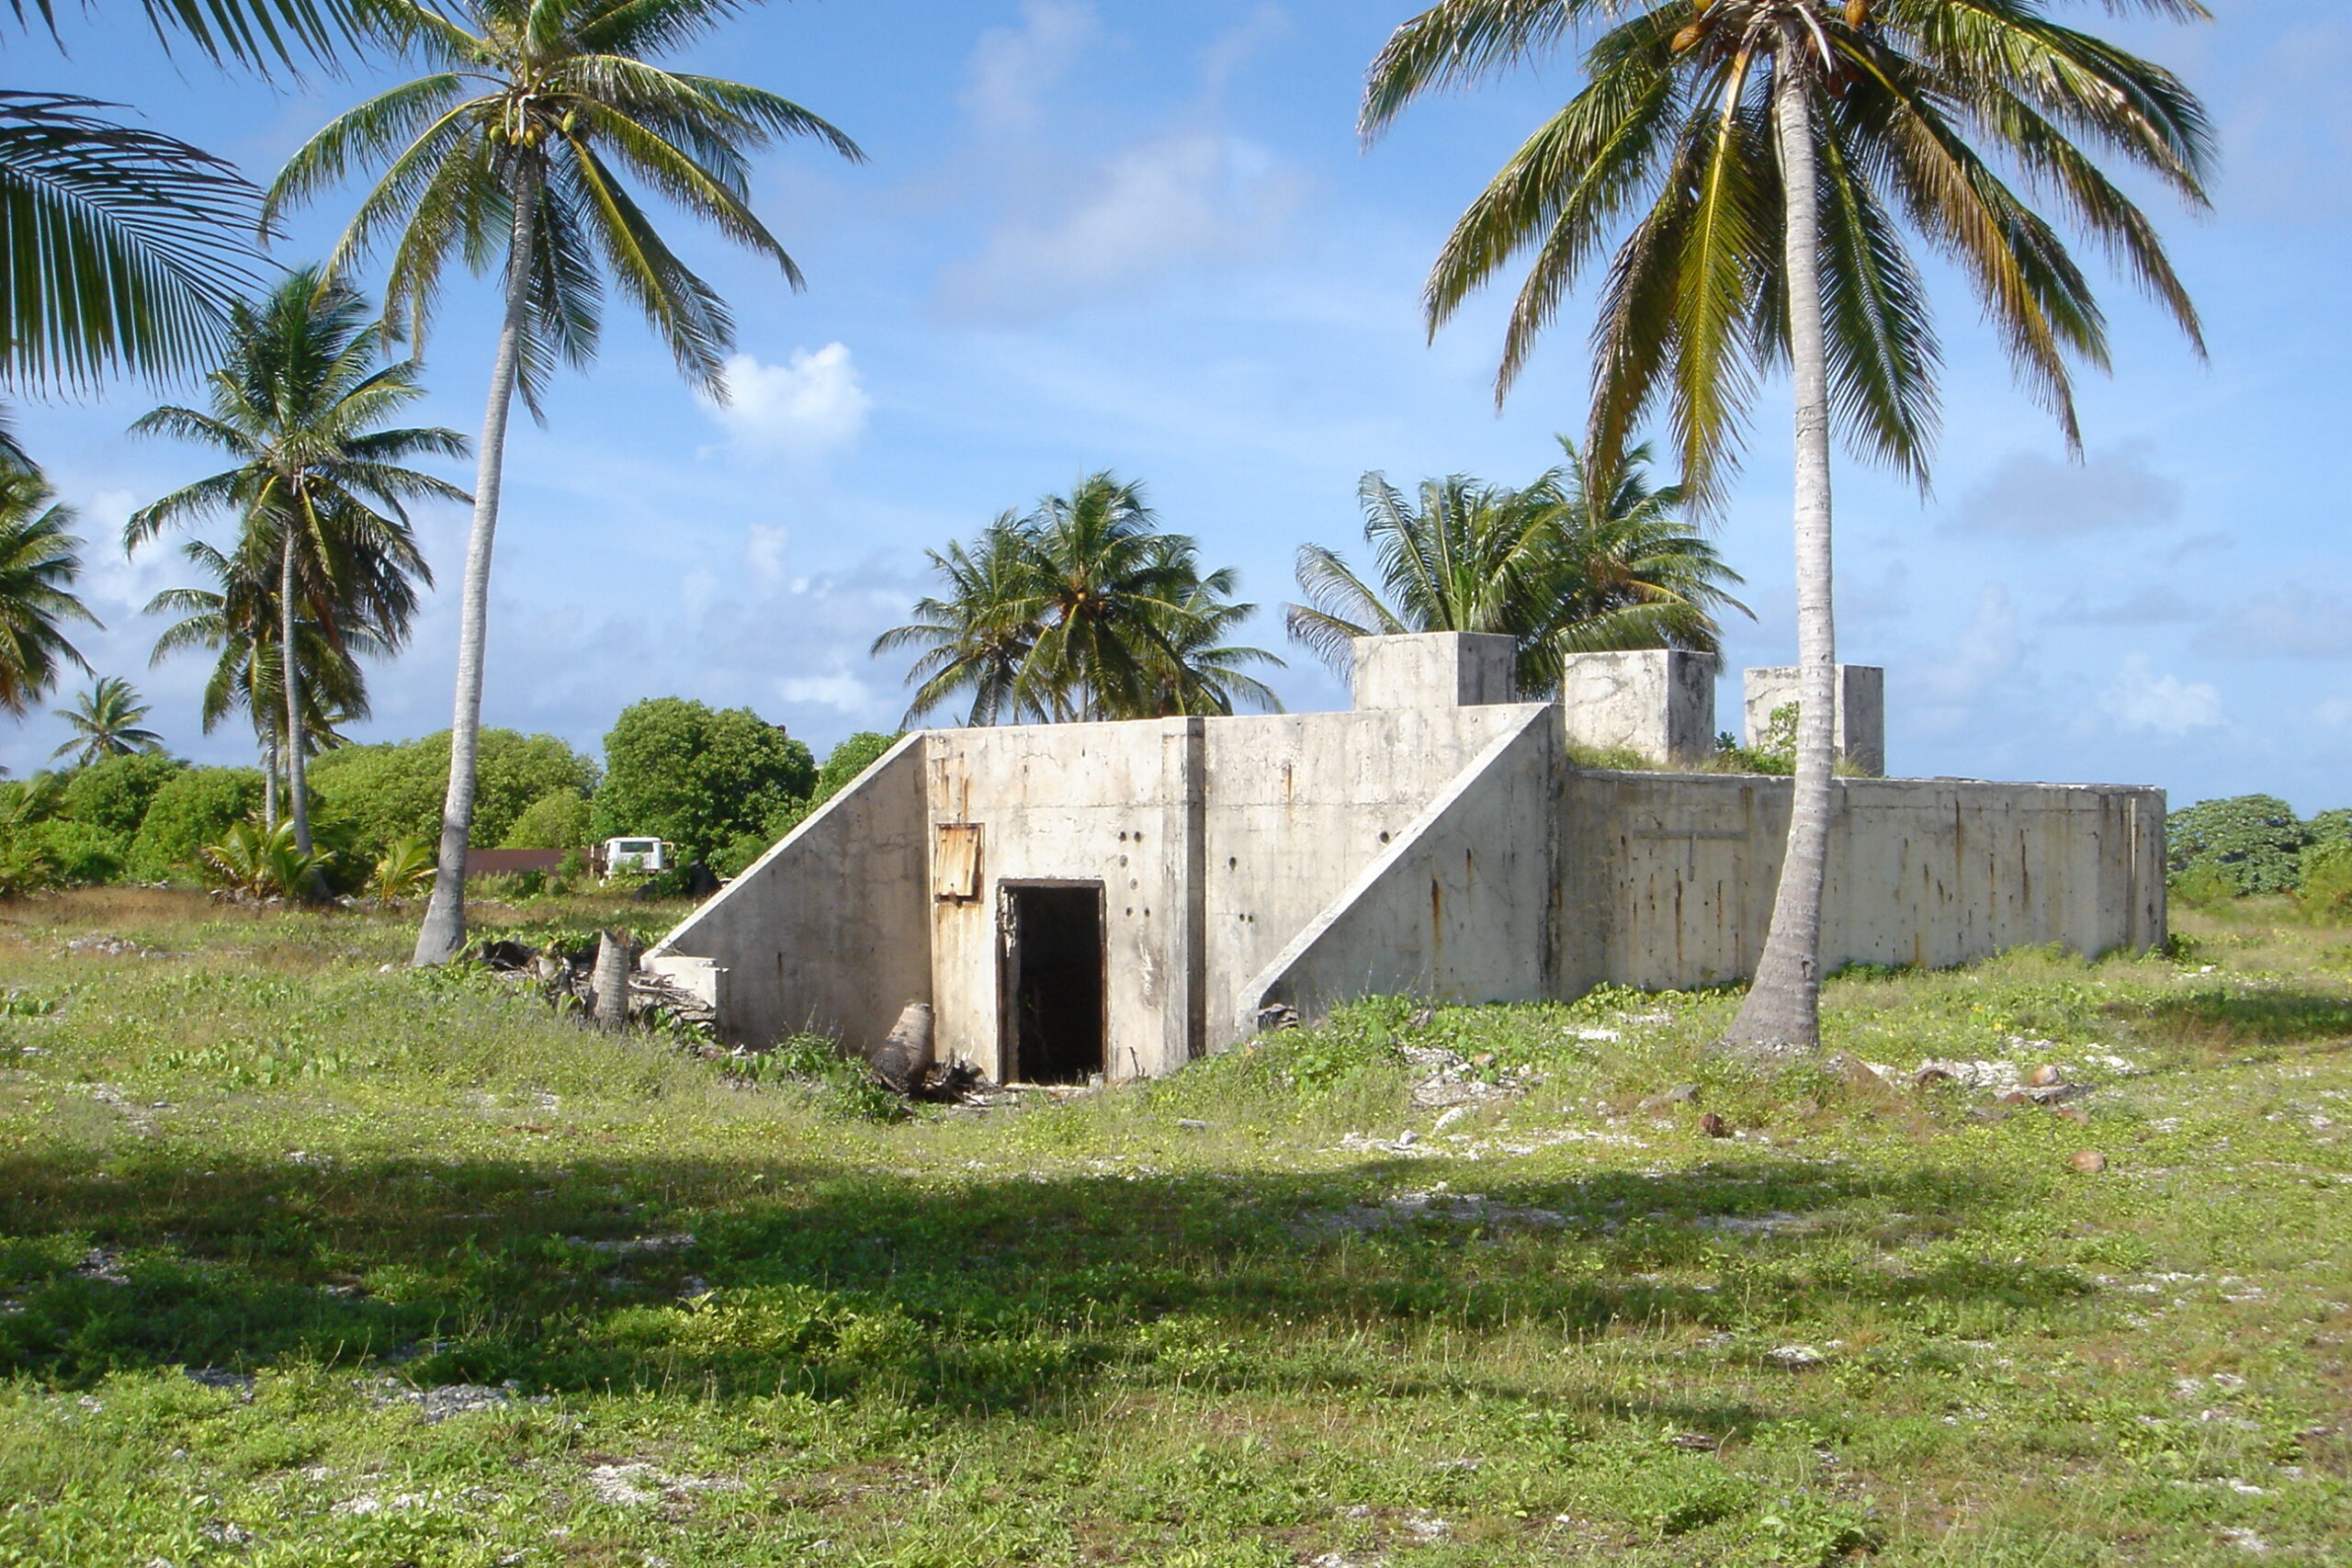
[0,889,2346,1565]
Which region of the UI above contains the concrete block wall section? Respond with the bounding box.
[1351,631,1518,710]
[1556,771,2165,995]
[1555,649,1719,766]
[1743,665,1886,776]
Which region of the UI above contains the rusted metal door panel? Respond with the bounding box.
[933,822,983,901]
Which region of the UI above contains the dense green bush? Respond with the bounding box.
[501,788,594,850]
[311,729,596,859]
[2167,794,2310,896]
[30,819,127,885]
[2308,807,2352,852]
[60,753,186,839]
[593,697,815,864]
[2297,840,2352,917]
[129,767,266,879]
[810,731,900,804]
[707,731,903,879]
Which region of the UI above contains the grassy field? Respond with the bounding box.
[0,889,2346,1567]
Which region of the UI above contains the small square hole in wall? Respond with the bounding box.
[933,823,983,901]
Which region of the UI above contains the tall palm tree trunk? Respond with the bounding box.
[280,524,315,858]
[262,732,280,831]
[1725,42,1837,1055]
[413,175,538,965]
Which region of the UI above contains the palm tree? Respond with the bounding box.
[1363,0,2211,1053]
[264,0,865,964]
[873,520,1053,728]
[1138,546,1285,718]
[1017,475,1243,723]
[127,268,463,869]
[0,463,97,715]
[876,478,1283,727]
[0,91,263,397]
[50,675,164,764]
[0,0,447,400]
[146,536,377,826]
[1290,441,1744,697]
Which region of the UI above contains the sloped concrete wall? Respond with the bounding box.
[648,735,931,1051]
[1556,772,2166,993]
[1238,705,1557,1032]
[1199,704,1549,1044]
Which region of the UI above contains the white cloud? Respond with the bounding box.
[2194,584,2352,659]
[2100,653,2222,736]
[776,672,873,711]
[964,0,1099,135]
[1916,583,2024,704]
[1950,442,2182,539]
[701,344,872,461]
[2052,584,2205,627]
[744,524,790,590]
[941,131,1303,321]
[1200,4,1290,94]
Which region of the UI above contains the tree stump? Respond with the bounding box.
[871,1001,934,1096]
[592,931,639,1029]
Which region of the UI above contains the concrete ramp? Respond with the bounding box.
[1236,704,1555,1034]
[648,734,932,1051]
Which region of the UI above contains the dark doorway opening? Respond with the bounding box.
[1003,883,1105,1084]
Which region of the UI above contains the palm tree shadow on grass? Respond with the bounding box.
[2108,988,2352,1053]
[0,1145,2079,1422]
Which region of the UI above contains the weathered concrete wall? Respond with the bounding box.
[1352,631,1516,710]
[1556,772,2165,993]
[923,719,1202,1084]
[1238,705,1557,1032]
[648,735,931,1051]
[1198,704,1549,1046]
[1557,650,1717,765]
[921,702,1546,1080]
[651,635,2164,1068]
[1743,665,1886,776]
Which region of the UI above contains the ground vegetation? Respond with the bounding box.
[0,889,2343,1562]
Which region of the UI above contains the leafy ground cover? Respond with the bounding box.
[0,890,2346,1566]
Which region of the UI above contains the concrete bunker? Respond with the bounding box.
[647,633,2165,1083]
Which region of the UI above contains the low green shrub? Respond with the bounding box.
[59,752,185,839]
[735,1033,904,1121]
[27,819,126,886]
[2295,840,2352,919]
[2167,793,2308,896]
[500,788,592,851]
[130,767,266,880]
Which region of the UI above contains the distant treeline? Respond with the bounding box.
[0,697,895,897]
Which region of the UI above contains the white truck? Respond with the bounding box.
[599,836,671,878]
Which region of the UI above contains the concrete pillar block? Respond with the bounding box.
[1742,665,1885,776]
[1351,632,1518,710]
[1556,650,1717,767]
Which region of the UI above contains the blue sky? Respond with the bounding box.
[9,0,2348,811]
